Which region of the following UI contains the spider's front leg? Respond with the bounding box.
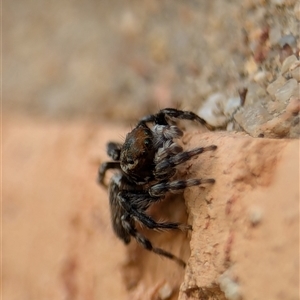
[139,108,215,130]
[97,142,122,187]
[97,161,120,186]
[121,213,187,268]
[159,108,214,129]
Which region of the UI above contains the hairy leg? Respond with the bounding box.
[154,140,183,163]
[139,108,215,130]
[97,161,120,186]
[118,191,191,231]
[149,178,215,197]
[106,141,122,160]
[155,145,217,177]
[121,213,187,268]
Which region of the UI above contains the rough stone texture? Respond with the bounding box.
[180,131,299,300]
[3,116,299,300]
[4,0,247,120]
[4,0,299,129]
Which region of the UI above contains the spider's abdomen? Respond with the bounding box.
[109,173,131,244]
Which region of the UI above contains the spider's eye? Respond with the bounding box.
[144,138,152,147]
[127,158,135,165]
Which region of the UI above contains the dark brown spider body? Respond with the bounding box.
[120,123,156,183]
[98,108,217,268]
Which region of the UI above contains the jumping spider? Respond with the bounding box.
[98,108,217,268]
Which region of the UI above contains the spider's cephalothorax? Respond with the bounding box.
[98,108,217,268]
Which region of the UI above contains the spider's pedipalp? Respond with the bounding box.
[98,161,121,186]
[152,125,183,141]
[107,142,122,160]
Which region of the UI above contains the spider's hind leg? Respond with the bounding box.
[121,213,187,268]
[118,191,191,231]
